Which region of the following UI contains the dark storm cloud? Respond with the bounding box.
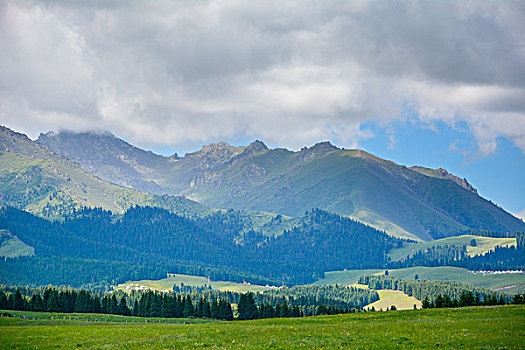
[1,0,524,154]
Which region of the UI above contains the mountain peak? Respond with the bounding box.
[312,141,338,151]
[300,141,338,152]
[410,166,478,194]
[298,141,339,159]
[186,141,244,165]
[202,141,234,151]
[245,140,268,152]
[0,125,31,142]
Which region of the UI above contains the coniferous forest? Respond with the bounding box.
[0,206,401,287]
[0,284,379,320]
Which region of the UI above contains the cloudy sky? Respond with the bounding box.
[1,0,524,216]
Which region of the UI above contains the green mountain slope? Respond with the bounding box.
[36,129,525,241]
[0,126,211,217]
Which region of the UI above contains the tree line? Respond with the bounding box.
[0,285,370,320]
[0,287,234,320]
[236,292,355,320]
[421,291,525,309]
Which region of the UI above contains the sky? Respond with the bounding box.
[1,1,524,217]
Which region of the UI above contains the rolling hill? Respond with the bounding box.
[37,129,525,241]
[314,266,525,294]
[388,235,517,261]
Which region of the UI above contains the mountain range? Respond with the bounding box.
[33,128,525,241]
[1,124,525,287]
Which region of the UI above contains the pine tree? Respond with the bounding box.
[0,292,7,310]
[203,299,211,319]
[46,290,59,312]
[12,289,25,311]
[110,295,119,315]
[210,299,219,319]
[183,295,194,318]
[29,294,44,311]
[118,296,129,316]
[237,293,257,320]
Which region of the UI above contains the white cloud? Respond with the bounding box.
[1,0,524,154]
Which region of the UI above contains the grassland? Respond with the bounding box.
[316,266,525,294]
[0,306,523,349]
[365,290,422,311]
[0,230,34,258]
[349,284,422,311]
[115,274,271,293]
[388,235,517,260]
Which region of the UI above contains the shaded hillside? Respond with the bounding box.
[0,206,401,286]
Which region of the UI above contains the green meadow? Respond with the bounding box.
[316,266,525,294]
[0,306,523,349]
[388,235,517,260]
[116,274,271,293]
[0,230,34,258]
[365,289,422,311]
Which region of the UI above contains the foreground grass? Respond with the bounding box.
[0,306,523,349]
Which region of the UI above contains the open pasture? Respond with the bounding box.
[316,266,525,294]
[0,306,523,349]
[388,235,517,261]
[115,274,271,293]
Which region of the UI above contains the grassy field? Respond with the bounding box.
[115,274,271,293]
[315,266,525,294]
[0,306,523,349]
[388,235,516,260]
[0,230,34,258]
[365,290,422,311]
[349,284,422,311]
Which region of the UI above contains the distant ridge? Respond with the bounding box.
[34,128,525,241]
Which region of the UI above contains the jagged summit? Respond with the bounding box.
[1,125,31,141]
[246,140,268,152]
[300,141,338,152]
[410,166,477,194]
[185,141,244,164]
[185,140,268,164]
